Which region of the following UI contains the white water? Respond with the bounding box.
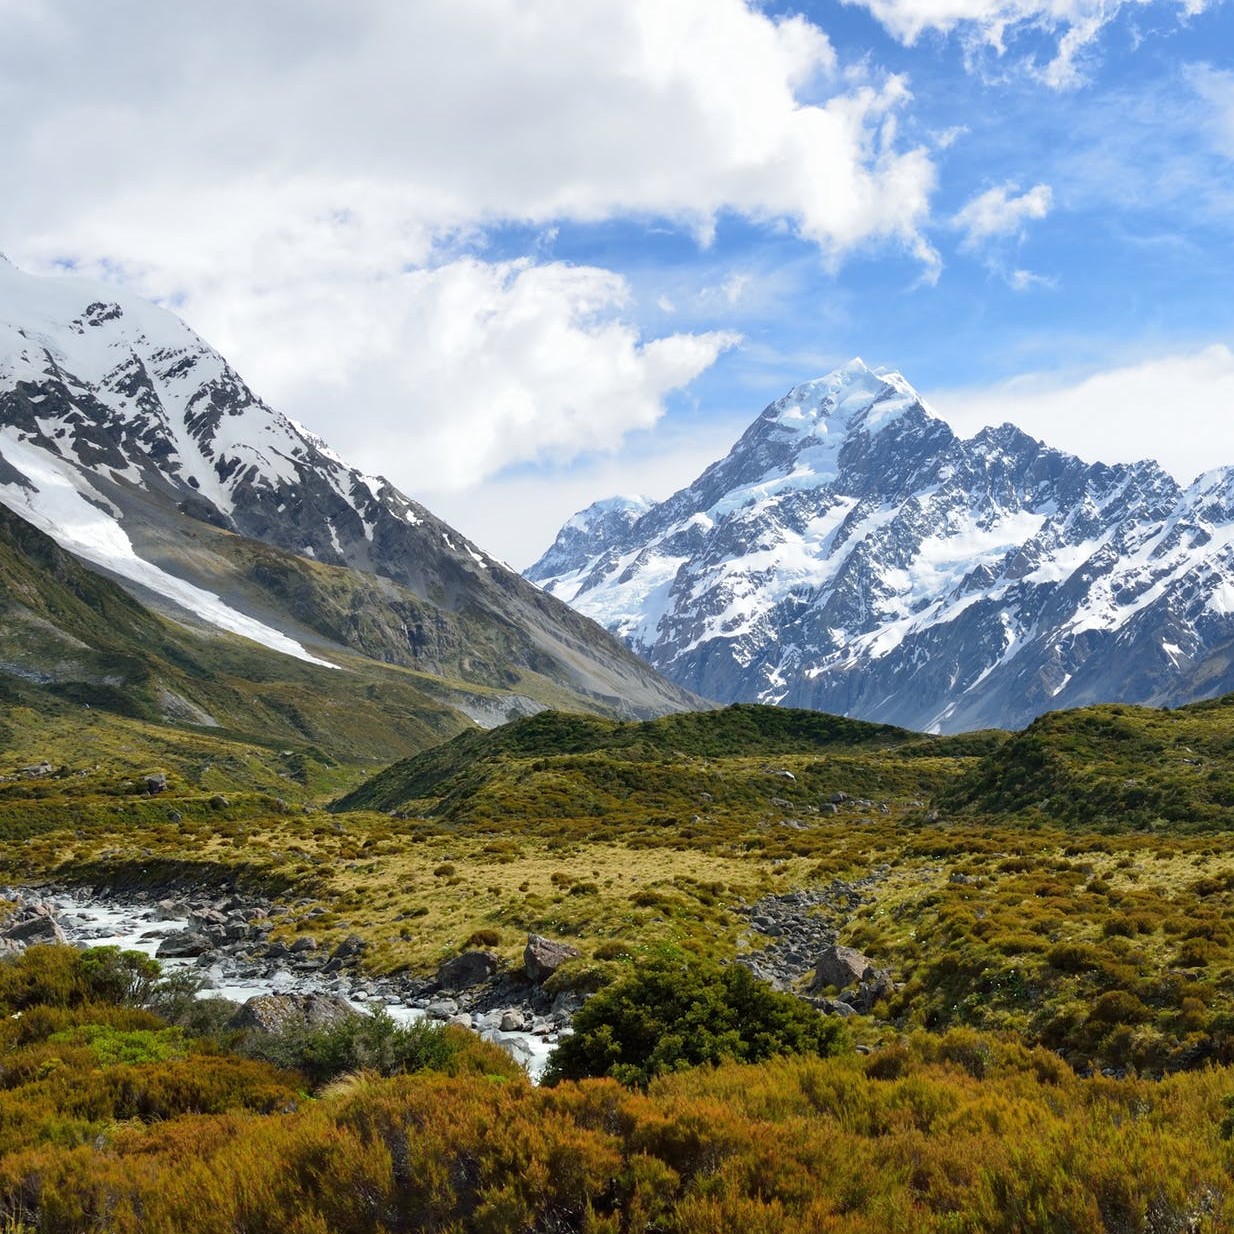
[42,891,555,1081]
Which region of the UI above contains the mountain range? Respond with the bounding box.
[528,360,1234,733]
[0,256,696,752]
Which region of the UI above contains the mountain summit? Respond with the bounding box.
[528,360,1234,732]
[0,259,698,725]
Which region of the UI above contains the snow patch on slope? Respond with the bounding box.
[0,428,336,668]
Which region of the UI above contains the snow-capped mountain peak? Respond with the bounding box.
[528,364,1234,732]
[0,260,698,720]
[768,359,930,440]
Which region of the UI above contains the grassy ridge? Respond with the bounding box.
[941,696,1234,828]
[331,703,955,816]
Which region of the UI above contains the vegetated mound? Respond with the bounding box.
[330,703,935,816]
[939,695,1234,829]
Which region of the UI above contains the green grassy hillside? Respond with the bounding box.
[330,702,1000,820]
[940,695,1234,829]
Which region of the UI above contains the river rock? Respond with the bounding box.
[227,992,355,1035]
[437,950,500,990]
[524,934,581,983]
[2,913,66,945]
[156,930,213,958]
[500,1008,528,1032]
[332,934,366,960]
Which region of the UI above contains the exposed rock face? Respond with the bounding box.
[530,359,1234,733]
[227,992,356,1035]
[523,934,581,984]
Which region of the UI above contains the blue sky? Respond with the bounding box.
[2,0,1232,564]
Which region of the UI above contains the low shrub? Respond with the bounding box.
[543,956,848,1087]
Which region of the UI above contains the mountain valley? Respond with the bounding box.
[2,266,1234,1230]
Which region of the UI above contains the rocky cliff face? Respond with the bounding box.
[0,257,698,721]
[529,359,1234,732]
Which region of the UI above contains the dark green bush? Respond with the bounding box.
[543,956,847,1088]
[0,945,159,1014]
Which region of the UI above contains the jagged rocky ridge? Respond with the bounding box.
[529,359,1234,732]
[0,257,697,723]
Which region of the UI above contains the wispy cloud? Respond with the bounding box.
[843,0,1213,88]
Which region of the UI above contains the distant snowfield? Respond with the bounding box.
[0,426,337,669]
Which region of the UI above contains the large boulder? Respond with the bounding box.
[437,950,500,990]
[524,934,581,984]
[2,913,65,945]
[156,930,213,958]
[810,944,876,992]
[227,992,355,1035]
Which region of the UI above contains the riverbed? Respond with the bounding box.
[6,887,557,1081]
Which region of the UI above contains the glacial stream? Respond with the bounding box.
[39,890,557,1081]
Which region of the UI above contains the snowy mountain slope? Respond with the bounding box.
[528,359,1234,732]
[0,256,699,723]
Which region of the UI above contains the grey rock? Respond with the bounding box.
[524,934,581,983]
[2,914,66,945]
[437,950,500,990]
[813,997,858,1018]
[156,930,213,958]
[500,1008,528,1032]
[332,934,366,960]
[811,944,876,992]
[227,992,355,1035]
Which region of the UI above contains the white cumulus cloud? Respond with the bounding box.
[0,0,938,492]
[953,182,1054,248]
[265,258,740,491]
